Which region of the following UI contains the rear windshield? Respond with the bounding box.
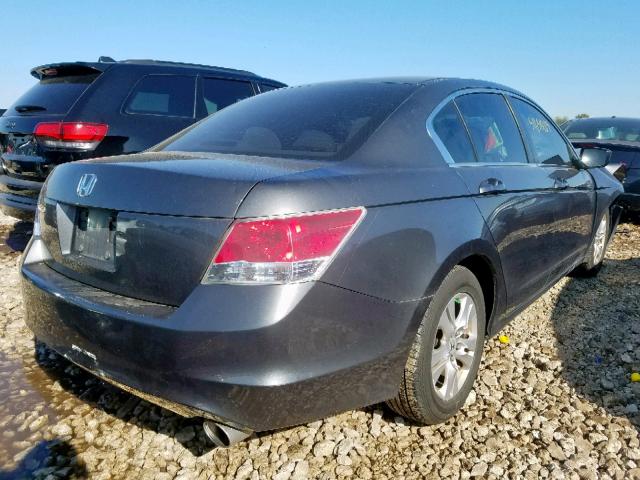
[7,73,99,116]
[564,118,640,142]
[160,82,416,160]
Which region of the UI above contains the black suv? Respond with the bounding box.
[0,57,285,219]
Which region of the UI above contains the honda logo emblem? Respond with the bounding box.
[77,174,98,197]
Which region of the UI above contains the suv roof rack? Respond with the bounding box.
[111,58,257,77]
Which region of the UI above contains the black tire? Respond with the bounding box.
[387,265,486,424]
[572,210,610,278]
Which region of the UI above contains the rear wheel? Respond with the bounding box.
[387,265,486,424]
[573,211,609,277]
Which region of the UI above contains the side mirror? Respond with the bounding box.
[580,147,611,168]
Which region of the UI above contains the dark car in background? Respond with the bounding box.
[21,78,622,447]
[0,57,285,219]
[564,117,640,213]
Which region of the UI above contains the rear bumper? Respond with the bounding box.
[0,173,41,220]
[21,238,425,432]
[0,194,36,220]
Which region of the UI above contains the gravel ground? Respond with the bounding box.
[0,212,639,479]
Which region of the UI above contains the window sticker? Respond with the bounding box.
[485,122,504,153]
[528,117,551,134]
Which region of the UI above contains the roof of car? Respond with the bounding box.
[116,58,257,75]
[30,58,286,85]
[286,77,526,99]
[569,116,640,122]
[290,76,518,89]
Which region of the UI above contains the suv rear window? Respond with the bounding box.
[7,73,99,115]
[160,82,416,160]
[125,75,196,117]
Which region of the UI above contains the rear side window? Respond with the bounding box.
[259,84,280,93]
[124,75,196,117]
[7,73,99,115]
[509,97,574,166]
[160,82,416,160]
[455,93,528,164]
[431,101,477,163]
[201,78,254,115]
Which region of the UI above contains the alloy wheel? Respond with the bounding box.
[592,216,608,265]
[432,293,478,401]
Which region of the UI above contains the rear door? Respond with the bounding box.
[0,67,101,181]
[508,96,595,274]
[117,74,196,152]
[431,92,573,313]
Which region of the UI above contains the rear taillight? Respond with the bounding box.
[203,207,366,284]
[34,122,108,151]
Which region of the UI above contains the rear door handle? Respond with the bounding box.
[479,178,506,194]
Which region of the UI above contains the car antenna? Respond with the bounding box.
[98,56,116,63]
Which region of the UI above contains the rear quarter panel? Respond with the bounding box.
[238,165,507,332]
[64,67,144,157]
[66,66,197,156]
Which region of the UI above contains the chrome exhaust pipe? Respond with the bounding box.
[203,420,253,447]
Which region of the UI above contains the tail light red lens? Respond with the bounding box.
[203,207,366,284]
[34,122,108,150]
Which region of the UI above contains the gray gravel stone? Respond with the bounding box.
[0,214,639,478]
[312,440,335,458]
[470,461,488,477]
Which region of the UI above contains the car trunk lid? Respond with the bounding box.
[44,151,321,217]
[39,151,322,305]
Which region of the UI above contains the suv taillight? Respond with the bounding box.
[34,122,108,151]
[202,207,366,284]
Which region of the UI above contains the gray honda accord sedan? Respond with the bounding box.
[21,78,623,446]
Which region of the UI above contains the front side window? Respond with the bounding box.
[455,93,528,164]
[124,75,196,117]
[201,78,254,115]
[431,101,477,163]
[509,98,574,166]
